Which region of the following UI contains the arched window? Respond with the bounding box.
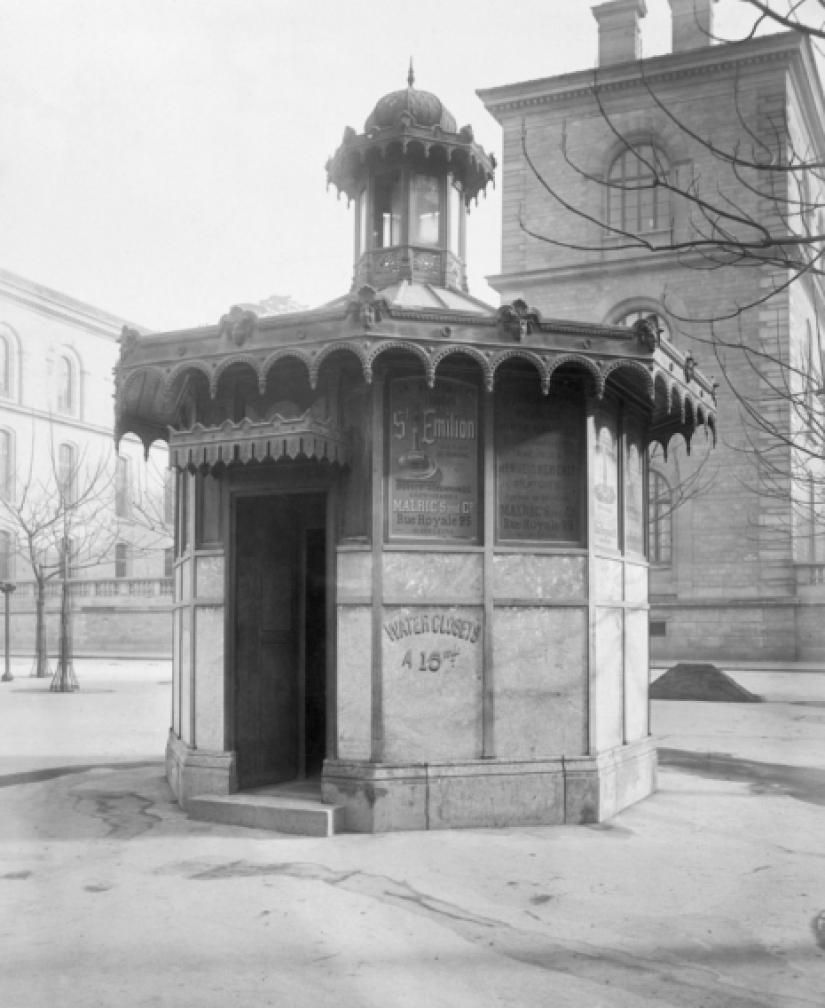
[0,430,12,501]
[58,444,76,504]
[649,470,672,564]
[615,308,671,341]
[608,145,669,234]
[56,355,76,414]
[0,335,9,398]
[0,530,13,581]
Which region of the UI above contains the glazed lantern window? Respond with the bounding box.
[358,188,368,257]
[448,180,462,255]
[373,173,402,248]
[412,174,440,245]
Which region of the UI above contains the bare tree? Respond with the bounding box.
[516,2,825,548]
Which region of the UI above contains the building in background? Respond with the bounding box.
[0,267,173,658]
[478,0,825,661]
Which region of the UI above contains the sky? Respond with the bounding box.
[0,0,774,332]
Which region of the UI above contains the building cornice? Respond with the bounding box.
[477,32,805,120]
[0,267,149,341]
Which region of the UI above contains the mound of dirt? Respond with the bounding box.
[650,663,761,702]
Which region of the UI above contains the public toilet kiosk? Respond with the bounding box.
[115,78,717,833]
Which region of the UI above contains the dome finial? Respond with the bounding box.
[407,58,414,89]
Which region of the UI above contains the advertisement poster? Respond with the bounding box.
[496,383,583,543]
[593,404,619,550]
[624,414,646,555]
[388,377,478,542]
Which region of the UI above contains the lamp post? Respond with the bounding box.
[0,582,16,682]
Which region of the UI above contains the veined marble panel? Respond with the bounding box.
[383,552,482,600]
[337,551,372,598]
[625,609,649,742]
[493,607,587,759]
[172,608,181,737]
[382,605,483,762]
[337,606,372,760]
[625,564,648,604]
[595,558,623,602]
[194,606,224,750]
[180,609,192,745]
[493,554,586,600]
[593,607,624,751]
[196,556,224,597]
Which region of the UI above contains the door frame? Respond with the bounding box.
[225,466,339,784]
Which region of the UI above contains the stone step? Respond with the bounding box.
[187,783,344,836]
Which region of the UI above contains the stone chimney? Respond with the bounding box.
[668,0,717,52]
[592,0,647,67]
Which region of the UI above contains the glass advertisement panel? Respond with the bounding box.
[593,402,619,550]
[624,413,646,555]
[496,381,583,543]
[388,376,478,542]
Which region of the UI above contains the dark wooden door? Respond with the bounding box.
[234,492,327,789]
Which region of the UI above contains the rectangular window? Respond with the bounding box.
[0,530,13,581]
[358,188,368,256]
[115,456,131,518]
[650,621,667,637]
[411,174,440,246]
[163,547,174,578]
[115,542,132,579]
[164,472,175,526]
[0,431,11,501]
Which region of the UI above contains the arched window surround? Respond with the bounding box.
[606,142,672,236]
[54,346,83,418]
[0,324,22,403]
[606,300,672,341]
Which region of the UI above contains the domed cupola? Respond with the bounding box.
[365,66,458,133]
[326,64,496,294]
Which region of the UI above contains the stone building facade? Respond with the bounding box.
[0,267,172,658]
[478,0,825,661]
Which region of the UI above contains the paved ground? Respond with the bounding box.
[0,660,823,1007]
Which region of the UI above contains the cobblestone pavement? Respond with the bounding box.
[0,660,823,1007]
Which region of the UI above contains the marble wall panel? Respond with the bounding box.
[195,605,225,750]
[196,556,224,598]
[383,552,483,600]
[593,607,624,751]
[493,607,587,759]
[382,605,483,762]
[625,564,648,604]
[173,608,181,737]
[595,558,623,602]
[337,551,372,598]
[493,554,586,600]
[180,608,192,745]
[337,606,372,760]
[625,609,649,742]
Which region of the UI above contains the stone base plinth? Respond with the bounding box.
[166,732,237,810]
[323,739,657,832]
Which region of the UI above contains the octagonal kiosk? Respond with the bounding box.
[115,76,717,833]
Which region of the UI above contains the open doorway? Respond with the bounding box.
[234,492,327,790]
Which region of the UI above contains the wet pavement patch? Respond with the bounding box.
[658,748,825,807]
[0,761,163,789]
[1,871,32,880]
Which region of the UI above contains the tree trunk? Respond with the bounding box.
[51,575,77,692]
[32,578,50,678]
